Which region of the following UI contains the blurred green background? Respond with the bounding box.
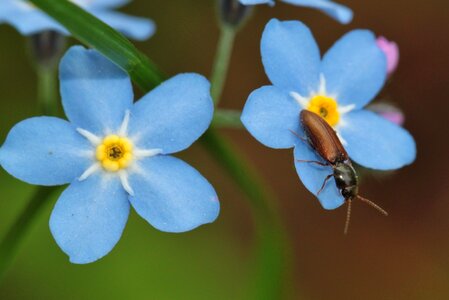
[0,0,448,299]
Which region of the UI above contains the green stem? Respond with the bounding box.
[202,131,289,299]
[0,187,58,280]
[212,109,243,129]
[36,66,58,115]
[210,25,236,105]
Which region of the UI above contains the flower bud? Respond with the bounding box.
[28,30,66,69]
[376,36,399,76]
[367,102,405,126]
[219,0,253,27]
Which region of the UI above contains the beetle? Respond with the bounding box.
[295,110,388,234]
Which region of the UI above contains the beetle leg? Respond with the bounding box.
[317,174,333,195]
[296,159,329,167]
[289,129,308,144]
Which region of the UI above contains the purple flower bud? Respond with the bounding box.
[376,36,399,76]
[367,103,405,126]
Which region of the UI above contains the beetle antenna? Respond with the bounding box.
[344,199,352,235]
[356,195,388,216]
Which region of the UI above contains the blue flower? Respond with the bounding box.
[241,19,416,210]
[239,0,353,24]
[0,0,154,40]
[0,46,220,264]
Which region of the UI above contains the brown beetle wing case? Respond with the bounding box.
[300,110,348,163]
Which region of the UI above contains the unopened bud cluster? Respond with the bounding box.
[219,0,253,27]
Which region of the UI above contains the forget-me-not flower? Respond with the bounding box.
[0,46,220,263]
[241,19,416,210]
[239,0,353,24]
[0,0,154,40]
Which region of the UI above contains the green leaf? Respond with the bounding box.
[29,0,164,91]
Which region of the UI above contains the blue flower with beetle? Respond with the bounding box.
[0,0,154,40]
[0,46,220,263]
[241,19,416,210]
[239,0,353,24]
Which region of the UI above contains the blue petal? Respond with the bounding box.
[0,8,67,36]
[128,155,220,233]
[241,86,301,149]
[92,10,155,41]
[338,110,416,170]
[60,46,133,135]
[0,1,153,39]
[294,141,345,210]
[0,2,19,21]
[321,30,387,109]
[50,174,129,264]
[261,19,320,96]
[128,73,213,154]
[0,117,91,186]
[281,0,353,24]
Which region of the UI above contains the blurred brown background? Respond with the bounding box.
[0,0,448,299]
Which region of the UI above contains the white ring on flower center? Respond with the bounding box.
[76,110,162,195]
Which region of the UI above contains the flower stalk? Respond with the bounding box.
[210,24,237,105]
[212,109,243,128]
[36,66,58,116]
[214,0,255,105]
[0,187,59,280]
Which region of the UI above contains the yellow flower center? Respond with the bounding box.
[307,95,340,126]
[96,135,133,172]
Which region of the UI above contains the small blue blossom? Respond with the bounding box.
[0,0,154,40]
[0,46,220,264]
[239,0,353,24]
[241,19,416,210]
